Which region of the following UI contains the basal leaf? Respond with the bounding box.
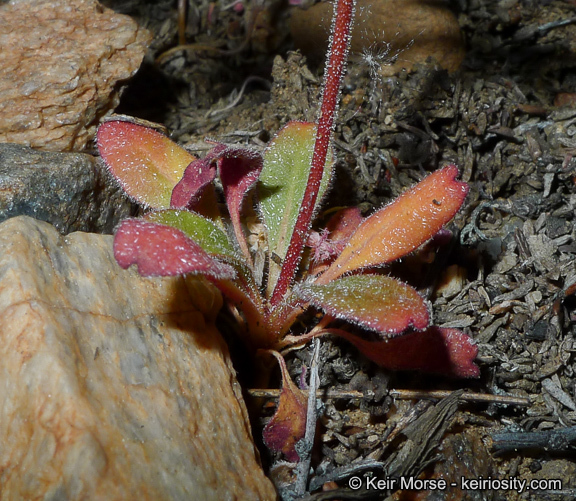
[333,327,480,378]
[262,351,307,462]
[216,144,263,260]
[259,121,334,287]
[298,274,429,334]
[317,166,468,284]
[144,209,236,258]
[323,206,364,243]
[97,119,195,209]
[170,152,218,210]
[114,219,235,279]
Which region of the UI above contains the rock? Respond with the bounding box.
[290,0,465,76]
[0,0,152,151]
[0,143,134,234]
[0,216,276,500]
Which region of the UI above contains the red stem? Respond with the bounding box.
[270,0,355,306]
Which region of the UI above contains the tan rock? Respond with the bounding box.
[0,0,152,151]
[0,216,276,500]
[290,0,465,76]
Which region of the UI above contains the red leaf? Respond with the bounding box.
[262,351,307,462]
[298,274,429,334]
[114,219,235,279]
[170,154,218,210]
[333,327,480,378]
[97,119,195,209]
[170,143,263,260]
[216,144,263,259]
[317,166,468,284]
[324,206,363,242]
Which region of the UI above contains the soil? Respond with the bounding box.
[102,0,576,499]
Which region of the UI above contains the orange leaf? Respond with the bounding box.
[316,165,468,284]
[97,119,195,209]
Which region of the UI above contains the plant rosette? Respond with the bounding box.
[97,116,478,461]
[97,0,478,463]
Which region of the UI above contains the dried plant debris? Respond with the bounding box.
[103,0,576,498]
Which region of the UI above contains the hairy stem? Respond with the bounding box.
[270,0,356,306]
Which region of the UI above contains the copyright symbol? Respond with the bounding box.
[349,476,362,490]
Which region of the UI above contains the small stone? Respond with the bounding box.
[434,264,467,299]
[0,143,133,234]
[0,216,276,500]
[0,0,152,151]
[290,0,465,76]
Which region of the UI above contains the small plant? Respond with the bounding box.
[97,0,478,463]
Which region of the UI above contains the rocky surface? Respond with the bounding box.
[109,0,576,497]
[2,0,576,497]
[0,216,276,500]
[0,143,134,234]
[0,0,152,151]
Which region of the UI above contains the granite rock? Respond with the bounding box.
[0,216,276,500]
[0,0,152,151]
[0,143,134,234]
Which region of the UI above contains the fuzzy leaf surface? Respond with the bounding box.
[144,210,262,308]
[216,144,263,258]
[318,166,468,283]
[170,155,217,210]
[114,219,235,279]
[259,122,334,274]
[217,144,263,224]
[144,209,236,258]
[262,351,307,462]
[97,120,194,209]
[334,327,480,378]
[298,274,429,334]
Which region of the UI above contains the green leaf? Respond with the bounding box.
[298,274,429,334]
[259,121,334,286]
[144,210,237,259]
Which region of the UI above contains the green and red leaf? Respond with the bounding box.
[144,209,237,259]
[259,121,334,292]
[333,327,480,378]
[297,274,429,334]
[317,166,468,284]
[97,119,195,209]
[144,211,263,314]
[114,219,235,279]
[262,351,308,462]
